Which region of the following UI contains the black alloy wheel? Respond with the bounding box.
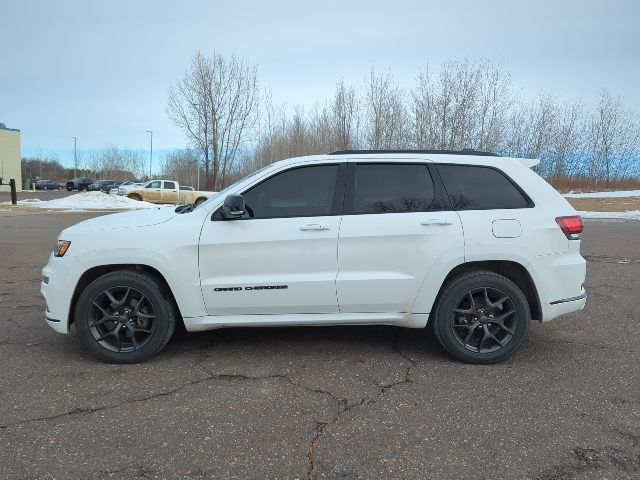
[432,271,530,364]
[75,270,176,363]
[451,287,516,354]
[88,286,157,353]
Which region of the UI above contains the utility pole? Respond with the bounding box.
[72,136,77,178]
[146,130,153,179]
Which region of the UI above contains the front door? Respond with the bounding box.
[199,163,345,316]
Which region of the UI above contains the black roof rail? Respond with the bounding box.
[327,149,499,157]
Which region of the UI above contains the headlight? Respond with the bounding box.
[54,240,71,257]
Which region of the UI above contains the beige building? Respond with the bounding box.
[0,123,22,193]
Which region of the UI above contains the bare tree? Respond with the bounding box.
[332,79,359,150]
[586,91,640,186]
[364,69,408,149]
[159,149,200,187]
[167,51,259,190]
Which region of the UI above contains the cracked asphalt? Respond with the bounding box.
[0,210,639,479]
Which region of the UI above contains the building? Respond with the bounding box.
[0,123,22,193]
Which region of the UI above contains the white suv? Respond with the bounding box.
[41,150,586,364]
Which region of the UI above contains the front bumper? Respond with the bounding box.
[41,255,85,334]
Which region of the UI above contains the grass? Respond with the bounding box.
[549,177,640,193]
[565,197,640,212]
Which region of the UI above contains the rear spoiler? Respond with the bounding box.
[516,157,540,168]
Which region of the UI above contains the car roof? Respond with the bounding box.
[267,150,539,169]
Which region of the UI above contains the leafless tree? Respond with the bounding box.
[159,149,200,187]
[88,144,146,180]
[363,68,408,149]
[167,51,259,190]
[586,91,640,186]
[332,79,359,150]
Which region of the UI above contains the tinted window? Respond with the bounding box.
[164,181,176,190]
[437,165,530,210]
[352,164,439,214]
[242,165,338,219]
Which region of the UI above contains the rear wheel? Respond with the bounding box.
[431,271,530,364]
[75,270,176,363]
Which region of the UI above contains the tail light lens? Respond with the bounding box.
[556,216,583,240]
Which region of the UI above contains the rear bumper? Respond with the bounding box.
[528,250,587,322]
[543,288,587,321]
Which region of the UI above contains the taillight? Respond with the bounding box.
[555,215,583,240]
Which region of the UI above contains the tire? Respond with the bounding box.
[43,186,48,190]
[431,271,530,364]
[194,197,206,205]
[67,186,72,191]
[75,270,176,363]
[128,194,142,201]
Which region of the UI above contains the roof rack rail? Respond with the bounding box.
[328,149,499,157]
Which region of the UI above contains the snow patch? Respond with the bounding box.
[564,190,640,198]
[578,210,640,220]
[2,192,156,210]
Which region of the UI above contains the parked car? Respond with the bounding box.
[115,181,144,196]
[35,179,63,190]
[42,149,586,364]
[88,180,117,192]
[66,177,94,191]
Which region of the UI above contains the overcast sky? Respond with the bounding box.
[1,0,638,166]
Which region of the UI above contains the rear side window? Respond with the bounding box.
[437,164,530,210]
[164,181,176,190]
[352,164,439,214]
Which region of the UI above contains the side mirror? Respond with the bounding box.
[222,194,246,219]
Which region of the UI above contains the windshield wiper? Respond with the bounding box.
[175,204,194,214]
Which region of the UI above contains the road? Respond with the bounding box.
[0,210,638,479]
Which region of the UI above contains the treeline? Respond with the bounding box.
[168,54,639,190]
[22,144,148,182]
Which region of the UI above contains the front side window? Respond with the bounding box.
[242,165,339,219]
[351,163,439,214]
[437,164,530,210]
[146,181,161,189]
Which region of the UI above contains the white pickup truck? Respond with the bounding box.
[123,180,214,205]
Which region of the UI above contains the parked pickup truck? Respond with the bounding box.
[125,180,214,205]
[66,177,95,191]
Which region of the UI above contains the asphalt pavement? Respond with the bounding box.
[0,210,638,479]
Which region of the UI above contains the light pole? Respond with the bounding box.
[146,130,153,179]
[72,136,77,178]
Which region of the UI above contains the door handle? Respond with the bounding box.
[299,224,331,231]
[421,218,452,226]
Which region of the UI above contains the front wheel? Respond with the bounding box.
[75,270,176,363]
[431,271,530,364]
[128,194,142,201]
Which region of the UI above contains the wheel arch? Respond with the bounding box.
[68,264,184,329]
[424,260,542,322]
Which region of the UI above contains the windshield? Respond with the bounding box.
[193,164,273,211]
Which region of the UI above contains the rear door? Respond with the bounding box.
[336,162,463,313]
[161,181,179,203]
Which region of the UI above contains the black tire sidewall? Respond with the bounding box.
[75,271,174,363]
[433,273,530,364]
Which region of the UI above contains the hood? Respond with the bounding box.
[65,206,177,234]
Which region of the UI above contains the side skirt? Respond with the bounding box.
[183,312,429,332]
